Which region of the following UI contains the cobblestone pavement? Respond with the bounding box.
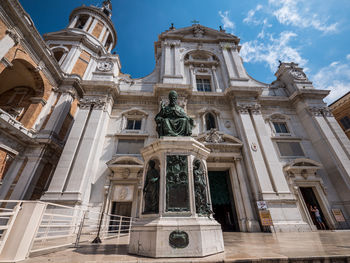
[24,231,350,263]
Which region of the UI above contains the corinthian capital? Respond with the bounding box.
[79,97,106,110]
[236,103,261,114]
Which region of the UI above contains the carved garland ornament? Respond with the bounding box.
[236,103,261,114]
[79,97,106,110]
[307,106,332,117]
[97,61,114,72]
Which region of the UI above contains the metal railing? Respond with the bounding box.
[0,200,134,256]
[30,202,82,253]
[0,201,21,254]
[75,209,133,246]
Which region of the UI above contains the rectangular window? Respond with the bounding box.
[126,119,141,130]
[276,142,304,157]
[196,78,211,92]
[340,116,350,130]
[117,139,144,154]
[273,122,289,134]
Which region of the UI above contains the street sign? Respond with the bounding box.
[259,210,273,226]
[332,209,345,222]
[257,201,268,210]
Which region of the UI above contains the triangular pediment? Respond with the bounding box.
[44,30,85,39]
[107,156,144,166]
[197,130,243,146]
[159,24,239,44]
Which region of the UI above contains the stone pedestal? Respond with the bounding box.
[129,137,224,258]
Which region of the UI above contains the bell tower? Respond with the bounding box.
[43,0,120,80]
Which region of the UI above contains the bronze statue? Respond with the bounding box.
[155,90,194,137]
[143,160,160,213]
[193,159,212,216]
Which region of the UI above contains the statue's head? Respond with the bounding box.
[168,90,178,105]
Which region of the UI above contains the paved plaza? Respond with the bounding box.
[24,231,350,263]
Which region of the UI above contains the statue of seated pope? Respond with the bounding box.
[155,90,194,137]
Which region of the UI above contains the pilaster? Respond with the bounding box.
[220,42,238,80]
[236,102,275,197]
[0,29,19,60]
[41,89,75,136]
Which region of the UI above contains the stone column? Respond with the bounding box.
[250,108,292,196]
[102,31,110,45]
[7,146,46,200]
[68,15,79,28]
[60,46,81,73]
[88,18,98,34]
[64,47,82,74]
[0,155,25,199]
[98,26,107,41]
[42,105,90,197]
[324,111,350,157]
[307,107,350,185]
[163,41,172,77]
[236,103,275,197]
[82,16,93,31]
[32,89,59,131]
[41,90,74,136]
[220,42,237,80]
[173,41,181,77]
[229,45,248,79]
[0,29,19,60]
[228,165,247,232]
[42,97,110,205]
[211,66,221,92]
[234,157,260,232]
[189,65,196,91]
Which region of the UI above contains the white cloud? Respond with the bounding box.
[311,60,350,104]
[219,11,235,32]
[243,4,263,24]
[346,54,350,60]
[269,0,338,34]
[240,31,307,72]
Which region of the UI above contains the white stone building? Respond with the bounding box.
[1,1,350,233]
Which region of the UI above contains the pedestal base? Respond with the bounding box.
[129,217,224,258]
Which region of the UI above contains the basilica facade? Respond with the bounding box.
[0,0,349,233]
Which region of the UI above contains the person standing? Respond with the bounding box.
[311,206,326,230]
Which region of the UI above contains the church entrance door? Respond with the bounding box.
[300,187,329,230]
[208,171,239,231]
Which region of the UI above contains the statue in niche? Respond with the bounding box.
[143,160,160,213]
[155,90,194,137]
[193,159,212,216]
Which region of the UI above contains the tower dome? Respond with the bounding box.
[67,0,117,52]
[43,1,120,80]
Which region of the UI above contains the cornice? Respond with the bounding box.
[44,30,107,55]
[289,89,330,103]
[3,0,63,86]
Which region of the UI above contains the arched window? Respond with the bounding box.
[51,47,69,65]
[205,112,216,130]
[75,15,89,29]
[53,50,64,63]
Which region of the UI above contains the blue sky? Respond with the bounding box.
[20,0,350,104]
